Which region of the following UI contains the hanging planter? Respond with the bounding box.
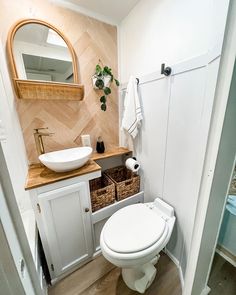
[92,61,119,111]
[92,75,111,89]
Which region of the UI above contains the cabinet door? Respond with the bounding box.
[38,182,93,278]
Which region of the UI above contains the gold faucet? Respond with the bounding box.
[34,127,54,156]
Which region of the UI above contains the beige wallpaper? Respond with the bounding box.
[0,0,118,163]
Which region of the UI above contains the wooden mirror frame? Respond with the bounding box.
[7,19,84,100]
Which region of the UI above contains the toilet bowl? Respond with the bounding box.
[100,198,175,294]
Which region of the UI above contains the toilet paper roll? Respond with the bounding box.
[125,158,140,173]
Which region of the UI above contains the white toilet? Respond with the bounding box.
[100,198,175,294]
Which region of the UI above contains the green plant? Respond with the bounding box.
[93,61,119,111]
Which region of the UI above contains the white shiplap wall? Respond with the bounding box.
[120,48,221,283]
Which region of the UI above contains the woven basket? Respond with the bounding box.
[89,174,115,212]
[104,166,140,201]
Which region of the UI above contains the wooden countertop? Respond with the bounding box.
[25,147,132,191]
[25,160,101,190]
[91,147,131,161]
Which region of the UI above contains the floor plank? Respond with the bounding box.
[48,255,114,295]
[208,253,236,295]
[49,253,182,295]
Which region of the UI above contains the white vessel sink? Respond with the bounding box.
[39,147,93,172]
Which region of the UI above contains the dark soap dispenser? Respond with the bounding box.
[96,136,105,153]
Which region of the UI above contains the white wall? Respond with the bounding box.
[119,0,230,284]
[119,0,228,83]
[0,42,31,213]
[163,55,220,278]
[120,52,221,282]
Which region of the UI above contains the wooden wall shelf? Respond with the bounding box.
[91,147,132,161]
[15,79,84,100]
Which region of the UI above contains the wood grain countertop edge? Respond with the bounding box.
[25,160,101,191]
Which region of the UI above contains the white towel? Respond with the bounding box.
[122,76,143,138]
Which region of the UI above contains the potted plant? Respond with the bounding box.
[92,61,119,111]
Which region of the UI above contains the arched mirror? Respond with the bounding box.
[7,19,84,100]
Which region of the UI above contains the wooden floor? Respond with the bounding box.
[49,253,181,295]
[208,253,236,294]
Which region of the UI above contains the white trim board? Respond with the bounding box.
[0,171,36,294]
[215,248,236,267]
[50,0,118,26]
[200,286,211,295]
[121,43,221,90]
[183,0,236,291]
[165,249,184,292]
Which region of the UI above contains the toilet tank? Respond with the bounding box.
[153,198,174,218]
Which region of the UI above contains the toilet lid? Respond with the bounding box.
[103,203,166,253]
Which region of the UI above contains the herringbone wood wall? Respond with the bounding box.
[0,0,118,163]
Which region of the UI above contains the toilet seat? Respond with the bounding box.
[101,225,169,262]
[100,198,176,293]
[103,204,166,254]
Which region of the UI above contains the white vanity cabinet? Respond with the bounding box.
[29,171,100,282]
[27,151,144,284]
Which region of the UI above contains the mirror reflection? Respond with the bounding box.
[13,23,74,83]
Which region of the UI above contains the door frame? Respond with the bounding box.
[0,144,43,295]
[183,0,236,293]
[0,218,25,295]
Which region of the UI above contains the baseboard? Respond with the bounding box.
[216,247,236,267]
[165,249,184,291]
[200,285,211,295]
[92,249,102,258]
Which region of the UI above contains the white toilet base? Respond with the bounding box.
[122,255,160,294]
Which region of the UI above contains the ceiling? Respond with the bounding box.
[14,24,67,48]
[15,24,49,45]
[52,0,140,24]
[23,54,72,74]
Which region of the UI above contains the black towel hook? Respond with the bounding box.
[161,63,172,76]
[136,78,140,84]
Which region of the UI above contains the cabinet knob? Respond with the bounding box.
[84,208,90,213]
